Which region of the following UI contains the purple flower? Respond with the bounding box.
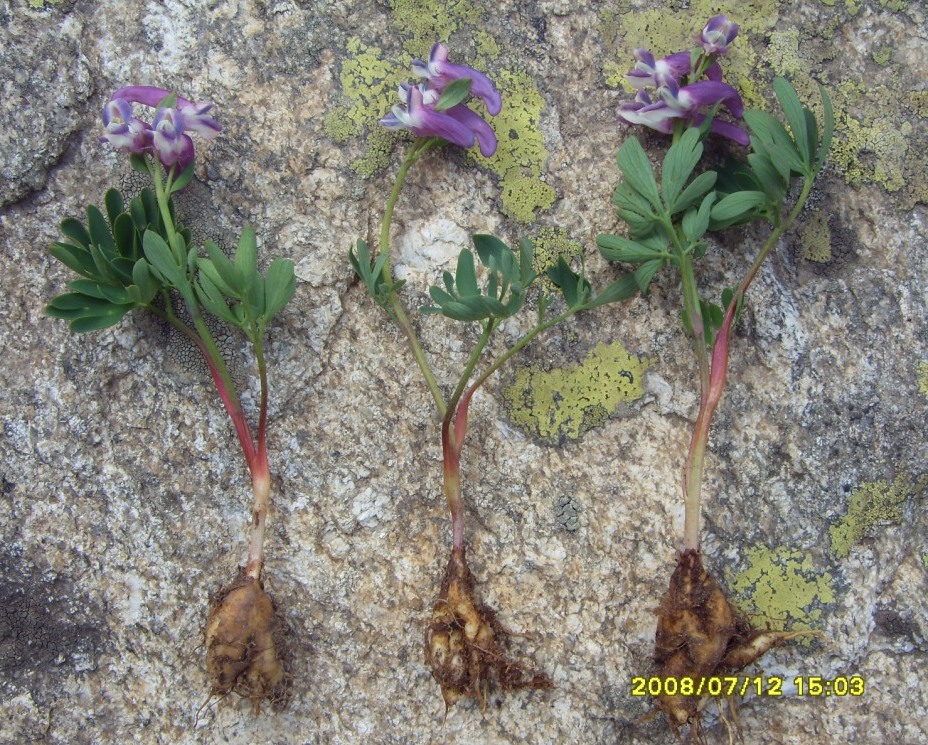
[625,49,723,90]
[101,98,151,154]
[625,50,692,89]
[100,86,221,169]
[381,84,498,157]
[701,15,739,55]
[110,86,221,139]
[618,80,749,146]
[412,43,502,116]
[150,107,196,170]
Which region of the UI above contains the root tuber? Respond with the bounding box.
[204,570,290,711]
[425,549,553,710]
[654,550,809,739]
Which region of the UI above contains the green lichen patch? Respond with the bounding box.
[531,227,582,291]
[798,209,832,263]
[830,474,926,559]
[389,0,486,60]
[918,362,928,397]
[727,545,835,639]
[504,341,650,442]
[479,68,556,222]
[325,38,409,146]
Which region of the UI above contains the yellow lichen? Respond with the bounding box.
[829,474,924,559]
[504,341,650,442]
[918,362,928,397]
[531,227,582,291]
[389,0,486,60]
[798,209,832,263]
[478,68,556,222]
[727,545,835,640]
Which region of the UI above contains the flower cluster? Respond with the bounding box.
[101,86,221,171]
[380,43,501,157]
[617,15,748,145]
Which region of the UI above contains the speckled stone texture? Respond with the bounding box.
[1,1,927,744]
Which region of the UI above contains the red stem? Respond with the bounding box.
[442,385,479,558]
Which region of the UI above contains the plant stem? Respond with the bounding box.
[379,138,447,418]
[681,176,815,550]
[244,338,272,579]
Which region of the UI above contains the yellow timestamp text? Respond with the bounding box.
[630,675,865,698]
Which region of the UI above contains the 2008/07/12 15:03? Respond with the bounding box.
[631,675,866,698]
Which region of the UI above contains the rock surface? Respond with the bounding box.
[1,1,926,744]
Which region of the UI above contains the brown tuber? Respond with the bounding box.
[425,549,553,710]
[204,570,290,711]
[654,550,811,740]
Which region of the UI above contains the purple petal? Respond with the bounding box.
[677,81,744,118]
[689,113,750,146]
[444,104,498,157]
[406,85,476,148]
[701,15,739,54]
[177,101,221,139]
[704,61,723,82]
[707,119,749,146]
[110,86,173,109]
[433,62,502,115]
[618,99,682,130]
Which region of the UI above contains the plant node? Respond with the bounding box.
[654,550,813,738]
[425,549,553,710]
[204,570,290,712]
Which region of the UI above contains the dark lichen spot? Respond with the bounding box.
[0,553,102,680]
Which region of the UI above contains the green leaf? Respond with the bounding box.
[773,78,810,167]
[143,230,187,290]
[597,233,669,264]
[671,170,717,214]
[547,258,591,309]
[68,305,134,333]
[112,212,138,262]
[681,192,717,242]
[88,244,122,285]
[662,128,704,211]
[745,110,807,177]
[98,285,130,305]
[49,242,97,278]
[169,162,196,194]
[128,153,150,176]
[616,137,662,210]
[613,181,661,237]
[263,258,296,322]
[196,271,240,325]
[473,234,518,284]
[60,218,91,250]
[435,78,472,111]
[455,249,479,296]
[47,292,111,314]
[104,189,124,228]
[518,239,535,285]
[747,152,787,203]
[205,240,243,296]
[583,273,640,308]
[87,205,116,257]
[131,259,160,304]
[816,83,834,174]
[711,191,769,223]
[67,279,108,299]
[234,226,258,278]
[634,258,664,294]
